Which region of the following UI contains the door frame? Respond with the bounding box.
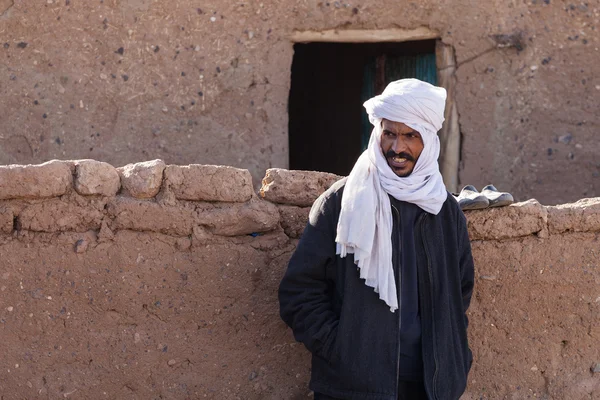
[290,29,460,192]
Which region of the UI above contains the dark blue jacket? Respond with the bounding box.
[279,179,474,400]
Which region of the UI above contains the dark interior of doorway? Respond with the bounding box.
[288,40,436,176]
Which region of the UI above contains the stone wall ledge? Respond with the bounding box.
[0,162,599,241]
[466,197,600,239]
[106,197,278,237]
[117,159,166,199]
[0,160,72,200]
[20,198,106,233]
[4,193,596,240]
[464,199,548,241]
[165,164,254,202]
[0,159,255,203]
[259,168,344,206]
[74,160,120,197]
[107,197,197,236]
[546,197,600,234]
[258,168,600,240]
[0,195,279,238]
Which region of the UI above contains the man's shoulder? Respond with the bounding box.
[325,176,348,195]
[309,176,347,217]
[441,191,458,211]
[316,176,347,203]
[438,191,467,222]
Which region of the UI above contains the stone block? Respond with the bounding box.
[165,164,253,202]
[260,168,343,207]
[196,198,279,236]
[277,205,310,238]
[465,199,548,241]
[118,159,166,199]
[19,199,104,232]
[75,160,120,196]
[0,160,72,200]
[547,197,600,234]
[0,206,13,234]
[107,197,194,236]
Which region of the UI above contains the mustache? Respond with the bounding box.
[385,150,415,162]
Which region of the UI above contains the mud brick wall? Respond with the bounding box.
[0,161,599,399]
[1,0,599,205]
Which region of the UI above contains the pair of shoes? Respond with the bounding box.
[481,184,514,208]
[454,185,488,210]
[454,185,514,210]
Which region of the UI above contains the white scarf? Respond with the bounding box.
[335,79,448,312]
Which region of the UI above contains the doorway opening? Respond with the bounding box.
[288,40,437,177]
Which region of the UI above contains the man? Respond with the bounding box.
[278,79,474,400]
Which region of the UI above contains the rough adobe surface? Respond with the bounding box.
[1,0,599,203]
[546,197,600,234]
[465,199,548,241]
[0,160,72,200]
[465,234,600,400]
[0,205,13,233]
[74,159,120,196]
[0,230,310,399]
[260,168,344,207]
[277,205,311,239]
[165,164,254,203]
[19,197,106,233]
[0,165,598,399]
[107,197,196,236]
[195,198,280,236]
[118,159,166,199]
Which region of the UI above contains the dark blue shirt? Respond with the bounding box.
[395,200,424,381]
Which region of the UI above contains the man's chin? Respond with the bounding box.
[386,161,414,177]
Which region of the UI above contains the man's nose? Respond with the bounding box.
[392,137,407,153]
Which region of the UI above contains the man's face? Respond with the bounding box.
[379,119,424,177]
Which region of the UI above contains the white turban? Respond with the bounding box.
[335,78,448,312]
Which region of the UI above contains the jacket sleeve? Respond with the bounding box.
[457,210,475,328]
[278,191,339,360]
